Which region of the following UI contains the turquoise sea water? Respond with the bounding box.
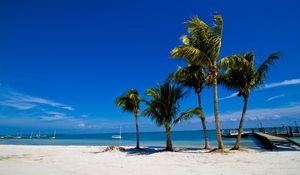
[0,130,263,149]
[291,137,300,144]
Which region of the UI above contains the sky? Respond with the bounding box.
[0,0,300,134]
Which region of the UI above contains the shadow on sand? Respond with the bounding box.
[121,146,215,155]
[121,146,164,155]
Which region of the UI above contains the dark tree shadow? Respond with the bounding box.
[121,146,165,155]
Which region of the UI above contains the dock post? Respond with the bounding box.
[289,126,293,137]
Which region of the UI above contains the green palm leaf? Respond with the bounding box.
[255,52,281,86]
[174,107,204,124]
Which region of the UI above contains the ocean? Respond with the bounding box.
[0,130,264,149]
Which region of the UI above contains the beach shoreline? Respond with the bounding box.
[0,145,299,175]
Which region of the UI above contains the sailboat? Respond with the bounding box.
[49,130,56,139]
[36,130,41,139]
[14,133,22,139]
[112,126,122,139]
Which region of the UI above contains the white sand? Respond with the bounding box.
[0,145,299,175]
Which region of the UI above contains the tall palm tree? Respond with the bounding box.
[168,65,211,149]
[115,89,143,149]
[219,52,280,150]
[143,82,188,151]
[170,14,225,150]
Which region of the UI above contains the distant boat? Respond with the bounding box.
[112,126,122,139]
[14,133,22,139]
[30,132,33,139]
[49,130,56,139]
[222,130,250,138]
[2,135,14,139]
[36,130,41,139]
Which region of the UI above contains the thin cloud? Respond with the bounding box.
[41,111,70,121]
[0,86,74,111]
[0,101,36,110]
[78,123,86,128]
[205,103,300,123]
[41,115,68,121]
[267,94,285,101]
[219,92,238,101]
[80,114,89,118]
[219,78,300,101]
[264,78,300,89]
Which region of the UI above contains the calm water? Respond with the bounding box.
[0,130,263,149]
[291,137,300,143]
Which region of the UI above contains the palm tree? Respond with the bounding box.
[115,89,143,149]
[170,14,225,150]
[143,82,188,151]
[168,65,211,149]
[219,52,280,150]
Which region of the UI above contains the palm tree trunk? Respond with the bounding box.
[197,93,211,149]
[134,113,140,149]
[213,73,224,150]
[165,124,173,151]
[232,95,248,150]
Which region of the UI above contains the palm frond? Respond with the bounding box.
[243,52,255,63]
[115,89,143,114]
[184,16,213,39]
[174,107,204,124]
[146,88,158,98]
[219,55,249,69]
[171,14,225,68]
[143,82,187,127]
[219,51,281,98]
[181,35,191,45]
[170,46,210,65]
[255,52,281,86]
[212,13,223,38]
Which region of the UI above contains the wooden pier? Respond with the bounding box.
[253,132,300,151]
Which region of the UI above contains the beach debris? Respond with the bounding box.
[102,145,125,152]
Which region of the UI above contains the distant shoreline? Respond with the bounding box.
[0,130,263,149]
[1,126,297,135]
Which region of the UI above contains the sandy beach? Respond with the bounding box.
[0,145,299,175]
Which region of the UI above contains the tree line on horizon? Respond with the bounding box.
[115,12,280,152]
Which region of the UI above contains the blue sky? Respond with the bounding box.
[0,0,300,134]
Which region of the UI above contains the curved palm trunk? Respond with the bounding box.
[232,96,248,150]
[134,113,140,149]
[197,93,211,149]
[165,124,173,151]
[213,74,224,150]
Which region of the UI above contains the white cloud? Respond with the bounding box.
[267,94,285,101]
[0,87,74,111]
[41,115,67,121]
[264,78,300,89]
[219,78,300,101]
[0,101,36,110]
[229,118,238,122]
[205,104,300,123]
[78,123,86,128]
[80,114,88,118]
[219,92,238,101]
[273,114,281,119]
[41,112,69,121]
